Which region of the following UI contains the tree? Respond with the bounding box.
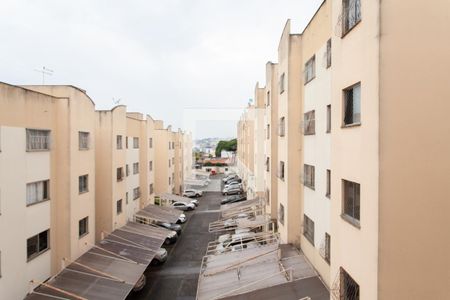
[215,139,237,157]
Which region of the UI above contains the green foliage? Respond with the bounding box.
[215,139,237,157]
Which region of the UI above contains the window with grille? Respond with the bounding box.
[279,204,285,225]
[304,56,316,84]
[266,124,270,139]
[133,187,140,200]
[278,161,285,180]
[79,217,88,237]
[304,110,315,135]
[303,164,315,189]
[117,167,124,181]
[149,138,153,148]
[133,162,139,174]
[342,179,360,226]
[266,157,270,172]
[78,132,90,150]
[26,129,50,151]
[27,229,50,261]
[303,214,315,245]
[325,233,331,264]
[117,135,122,149]
[326,105,331,133]
[279,117,285,137]
[342,0,361,36]
[326,169,331,198]
[78,175,89,193]
[126,137,128,149]
[116,199,122,215]
[340,267,360,300]
[126,192,129,204]
[26,180,50,206]
[279,73,285,94]
[126,164,129,176]
[149,161,153,171]
[326,39,332,68]
[343,83,361,126]
[133,137,139,149]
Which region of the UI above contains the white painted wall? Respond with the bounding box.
[0,126,51,299]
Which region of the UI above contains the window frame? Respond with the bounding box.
[279,203,285,225]
[133,137,139,149]
[78,175,89,194]
[342,179,361,227]
[26,180,50,206]
[26,129,51,152]
[27,229,50,262]
[133,162,139,175]
[116,135,123,149]
[78,131,90,150]
[342,82,361,127]
[303,164,315,190]
[303,214,315,245]
[278,161,285,180]
[325,233,331,264]
[116,199,123,215]
[342,0,362,37]
[78,217,89,238]
[326,39,332,68]
[303,110,315,135]
[304,55,316,84]
[117,167,124,181]
[279,117,285,137]
[279,73,285,94]
[326,105,331,133]
[326,169,331,198]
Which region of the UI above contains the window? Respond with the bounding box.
[149,183,154,195]
[266,124,270,139]
[342,180,360,225]
[126,137,129,149]
[26,180,50,206]
[149,161,153,171]
[265,189,270,205]
[27,229,50,261]
[79,217,89,238]
[326,39,332,68]
[278,161,285,180]
[78,132,90,150]
[133,137,139,149]
[326,105,331,133]
[266,157,270,172]
[326,170,331,198]
[79,175,88,193]
[340,267,360,300]
[126,192,129,204]
[279,204,285,225]
[266,91,270,106]
[304,56,316,83]
[26,129,50,151]
[343,83,361,126]
[116,199,122,215]
[149,138,153,148]
[169,177,171,185]
[325,233,331,264]
[117,135,123,149]
[303,110,315,135]
[303,214,315,245]
[279,73,285,94]
[172,142,175,149]
[279,117,285,137]
[133,162,139,174]
[303,164,315,190]
[117,167,124,181]
[126,164,129,176]
[342,0,361,36]
[133,187,140,200]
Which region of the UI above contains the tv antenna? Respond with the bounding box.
[34,66,54,84]
[113,98,122,105]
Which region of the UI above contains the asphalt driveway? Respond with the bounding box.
[127,191,221,300]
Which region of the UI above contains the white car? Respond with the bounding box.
[183,189,203,198]
[224,182,242,189]
[177,213,187,224]
[172,201,195,211]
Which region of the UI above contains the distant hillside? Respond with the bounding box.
[215,139,237,157]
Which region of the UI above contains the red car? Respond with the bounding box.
[210,170,217,175]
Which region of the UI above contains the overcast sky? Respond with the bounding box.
[0,0,323,139]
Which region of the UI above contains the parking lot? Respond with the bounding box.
[127,191,222,300]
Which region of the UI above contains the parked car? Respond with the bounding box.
[176,213,187,224]
[216,234,258,254]
[151,248,168,265]
[155,221,182,236]
[172,201,195,211]
[223,213,249,228]
[133,274,146,291]
[223,176,240,184]
[222,174,238,183]
[231,241,259,252]
[225,178,242,185]
[222,185,243,196]
[224,181,242,189]
[183,189,203,198]
[217,228,251,243]
[221,194,247,205]
[165,230,178,244]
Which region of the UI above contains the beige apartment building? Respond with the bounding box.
[0,83,96,299]
[238,0,450,298]
[94,109,158,240]
[154,121,176,195]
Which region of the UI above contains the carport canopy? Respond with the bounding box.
[220,198,264,219]
[24,222,170,300]
[158,193,195,204]
[135,202,182,224]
